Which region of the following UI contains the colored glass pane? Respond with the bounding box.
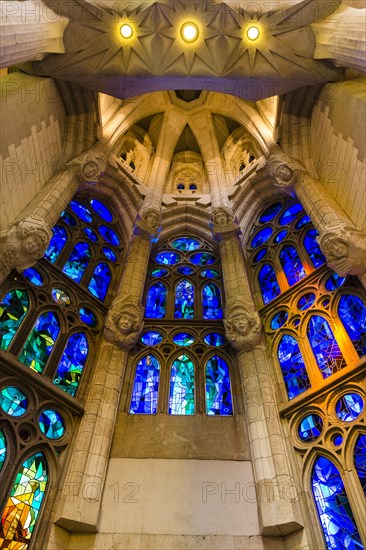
[304,229,326,268]
[173,333,194,346]
[0,453,48,548]
[171,238,200,251]
[39,409,65,439]
[62,242,91,282]
[0,387,27,417]
[88,263,111,301]
[79,307,98,327]
[312,456,362,550]
[103,247,117,262]
[52,288,71,305]
[151,268,168,277]
[202,284,223,319]
[205,356,233,416]
[204,333,226,347]
[335,394,363,422]
[297,293,316,311]
[338,295,366,357]
[332,434,343,447]
[298,414,323,442]
[253,249,268,263]
[325,272,346,291]
[200,269,220,278]
[19,312,60,373]
[145,283,167,318]
[22,268,44,286]
[258,264,281,304]
[0,289,29,351]
[90,199,113,222]
[354,434,366,498]
[140,332,163,346]
[189,253,215,266]
[295,215,311,229]
[99,225,120,246]
[174,280,194,319]
[53,332,89,396]
[307,316,346,379]
[177,266,194,275]
[270,310,288,330]
[0,429,5,473]
[44,225,67,263]
[279,203,303,226]
[70,200,93,222]
[280,245,306,286]
[130,355,160,414]
[273,230,288,244]
[278,334,310,399]
[169,355,195,415]
[259,202,282,223]
[60,210,76,226]
[83,227,98,242]
[251,227,273,248]
[155,252,181,265]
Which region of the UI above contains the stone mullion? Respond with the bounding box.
[219,237,251,299]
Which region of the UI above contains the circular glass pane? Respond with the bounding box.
[332,434,343,447]
[83,227,98,242]
[204,333,226,347]
[151,268,169,277]
[177,266,194,276]
[52,288,71,305]
[103,247,117,262]
[270,311,288,330]
[251,227,273,248]
[171,238,200,251]
[39,409,65,439]
[259,202,282,223]
[22,268,44,286]
[253,248,268,263]
[273,230,288,244]
[297,293,316,311]
[298,414,323,442]
[335,393,364,422]
[0,387,27,417]
[200,269,220,279]
[295,215,311,230]
[99,225,120,246]
[60,211,77,226]
[279,203,303,226]
[173,333,195,346]
[70,200,93,223]
[79,307,98,327]
[140,332,163,346]
[90,199,113,222]
[155,252,181,265]
[325,272,346,291]
[189,253,215,266]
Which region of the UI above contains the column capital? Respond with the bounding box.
[267,152,304,194]
[69,151,107,183]
[104,297,144,350]
[318,223,366,276]
[134,206,162,242]
[224,298,262,352]
[211,205,241,241]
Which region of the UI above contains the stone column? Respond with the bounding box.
[0,149,106,285]
[0,1,68,68]
[268,152,366,283]
[55,206,161,532]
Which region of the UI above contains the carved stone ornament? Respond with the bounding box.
[104,298,144,349]
[69,151,107,183]
[224,298,262,352]
[134,207,162,241]
[267,154,303,194]
[317,224,366,277]
[211,206,241,240]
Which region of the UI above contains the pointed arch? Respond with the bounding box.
[130,354,160,414]
[88,263,112,302]
[202,283,223,319]
[278,334,310,399]
[18,311,60,373]
[258,264,281,304]
[205,355,232,415]
[279,244,306,286]
[169,354,195,415]
[174,279,194,319]
[307,315,346,378]
[145,282,167,319]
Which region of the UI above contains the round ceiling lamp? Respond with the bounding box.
[120,23,133,39]
[246,26,260,41]
[180,21,199,43]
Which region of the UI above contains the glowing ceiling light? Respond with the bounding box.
[180,22,199,43]
[247,26,260,41]
[120,24,133,39]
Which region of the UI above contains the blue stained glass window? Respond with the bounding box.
[278,334,310,399]
[145,283,167,318]
[22,268,44,286]
[332,434,343,447]
[39,409,65,439]
[295,215,311,229]
[175,280,194,319]
[335,394,363,422]
[325,272,346,291]
[189,253,215,266]
[52,288,71,305]
[280,245,306,286]
[0,289,29,351]
[0,387,27,417]
[155,252,181,265]
[307,316,346,378]
[304,229,326,268]
[177,266,194,275]
[251,227,273,249]
[90,199,113,222]
[44,225,67,263]
[204,333,226,347]
[297,293,316,311]
[202,283,223,319]
[311,456,362,550]
[151,268,168,277]
[205,356,232,416]
[19,312,60,373]
[171,238,200,251]
[53,332,88,396]
[83,227,98,242]
[259,202,282,223]
[338,295,366,357]
[79,307,98,327]
[354,434,366,498]
[88,263,111,301]
[169,355,195,415]
[130,355,160,414]
[173,333,194,346]
[258,264,281,304]
[60,211,76,226]
[279,203,303,226]
[99,225,120,246]
[70,200,93,222]
[298,414,323,442]
[103,247,117,262]
[253,249,268,263]
[270,310,288,330]
[200,269,220,278]
[0,429,6,472]
[141,332,163,346]
[62,242,91,282]
[273,230,288,244]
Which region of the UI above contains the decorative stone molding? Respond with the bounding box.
[224,298,262,352]
[69,151,107,183]
[104,297,144,350]
[317,224,366,276]
[211,206,241,241]
[267,153,303,194]
[134,207,162,241]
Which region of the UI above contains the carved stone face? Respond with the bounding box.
[22,235,42,255]
[231,313,249,336]
[144,211,159,228]
[275,164,293,182]
[327,238,348,259]
[117,312,135,334]
[214,210,228,226]
[82,161,100,180]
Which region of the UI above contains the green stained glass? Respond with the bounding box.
[0,453,48,548]
[0,387,28,417]
[19,312,60,373]
[53,332,89,396]
[39,409,65,439]
[169,354,195,415]
[0,429,6,472]
[0,289,29,351]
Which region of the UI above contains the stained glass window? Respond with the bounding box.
[90,199,113,222]
[145,283,167,318]
[298,414,323,442]
[304,229,326,268]
[62,242,91,282]
[325,272,346,291]
[130,355,160,414]
[204,333,226,347]
[177,266,194,276]
[84,227,98,242]
[279,245,306,286]
[259,202,282,223]
[44,225,67,263]
[22,268,44,287]
[151,268,168,277]
[278,334,310,399]
[335,394,364,422]
[0,429,6,473]
[103,247,117,262]
[270,311,288,330]
[205,356,232,415]
[99,225,120,246]
[60,210,76,226]
[354,434,366,498]
[173,333,194,346]
[311,456,362,550]
[155,252,180,265]
[202,283,223,319]
[52,288,71,305]
[273,230,288,244]
[169,355,195,415]
[189,253,215,266]
[253,249,268,263]
[171,238,200,251]
[39,409,65,439]
[338,295,366,357]
[297,293,316,311]
[70,200,93,222]
[307,316,346,378]
[295,215,311,229]
[200,269,220,278]
[279,203,303,226]
[141,332,163,346]
[79,308,98,327]
[174,280,194,319]
[0,289,29,351]
[0,387,27,417]
[53,332,89,396]
[258,265,281,304]
[19,312,60,373]
[251,227,273,248]
[0,452,48,549]
[88,263,111,301]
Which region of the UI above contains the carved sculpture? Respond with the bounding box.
[105,298,144,349]
[134,207,162,240]
[211,206,240,240]
[224,298,262,351]
[268,153,303,193]
[318,224,366,276]
[69,151,107,183]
